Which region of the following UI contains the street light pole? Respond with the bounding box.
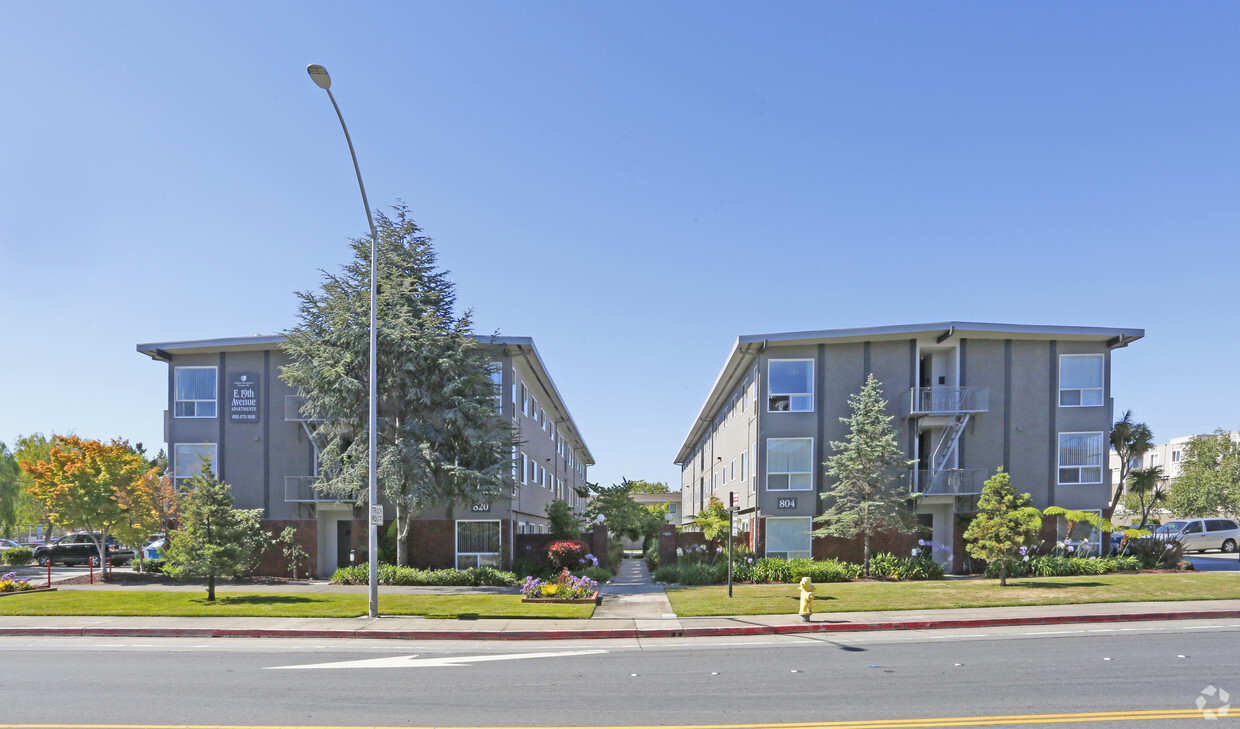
[307,63,380,619]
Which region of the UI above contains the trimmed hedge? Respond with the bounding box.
[985,555,1141,579]
[1,547,34,566]
[330,563,517,586]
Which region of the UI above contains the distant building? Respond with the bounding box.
[138,334,593,577]
[674,322,1143,571]
[1109,430,1240,523]
[631,492,680,525]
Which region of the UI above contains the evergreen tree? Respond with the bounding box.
[813,374,916,575]
[163,466,267,600]
[963,469,1043,586]
[282,205,517,565]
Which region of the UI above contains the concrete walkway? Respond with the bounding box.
[594,558,675,621]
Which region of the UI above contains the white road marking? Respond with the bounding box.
[267,648,609,670]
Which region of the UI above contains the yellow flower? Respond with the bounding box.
[540,584,559,597]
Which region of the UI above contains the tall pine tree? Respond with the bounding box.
[282,205,517,566]
[813,374,916,575]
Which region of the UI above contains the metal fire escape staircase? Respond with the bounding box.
[927,412,970,487]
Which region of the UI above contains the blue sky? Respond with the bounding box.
[2,2,1237,490]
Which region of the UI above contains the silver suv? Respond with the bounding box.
[1158,518,1240,553]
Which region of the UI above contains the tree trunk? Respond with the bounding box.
[395,503,408,566]
[207,572,216,601]
[999,559,1008,587]
[863,532,871,577]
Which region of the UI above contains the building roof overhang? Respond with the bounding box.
[673,321,1145,464]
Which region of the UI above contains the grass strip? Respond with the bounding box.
[0,591,595,619]
[665,572,1240,617]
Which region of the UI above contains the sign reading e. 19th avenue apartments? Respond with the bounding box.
[229,372,260,423]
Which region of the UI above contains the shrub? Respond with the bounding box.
[984,555,1143,579]
[330,563,517,586]
[1123,537,1185,569]
[582,566,612,583]
[650,561,727,585]
[749,558,861,584]
[897,557,946,580]
[547,541,587,572]
[643,543,659,573]
[867,552,901,578]
[607,538,624,570]
[134,558,167,574]
[1,547,33,566]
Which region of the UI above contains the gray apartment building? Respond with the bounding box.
[137,334,593,577]
[674,322,1143,572]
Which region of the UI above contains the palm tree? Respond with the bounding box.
[1126,466,1168,530]
[1108,411,1153,518]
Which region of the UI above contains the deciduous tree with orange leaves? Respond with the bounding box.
[20,435,162,568]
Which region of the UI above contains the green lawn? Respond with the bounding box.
[0,591,595,619]
[666,572,1240,617]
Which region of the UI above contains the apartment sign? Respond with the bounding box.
[776,497,797,510]
[228,372,260,423]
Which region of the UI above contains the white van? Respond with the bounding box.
[1160,518,1240,553]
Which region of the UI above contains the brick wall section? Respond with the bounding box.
[407,519,456,568]
[256,519,317,578]
[658,527,678,566]
[811,530,921,563]
[589,529,609,570]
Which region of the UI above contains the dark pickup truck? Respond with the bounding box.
[33,533,135,567]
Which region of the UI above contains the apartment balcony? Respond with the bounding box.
[910,468,988,497]
[284,476,338,503]
[284,395,323,422]
[904,386,989,418]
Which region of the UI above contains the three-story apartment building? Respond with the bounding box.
[674,322,1142,571]
[138,334,592,577]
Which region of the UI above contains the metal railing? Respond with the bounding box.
[910,468,988,496]
[284,476,337,503]
[284,395,323,422]
[905,386,989,417]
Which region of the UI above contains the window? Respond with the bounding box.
[456,520,501,569]
[740,451,748,482]
[749,442,757,494]
[1172,449,1181,463]
[512,379,518,407]
[767,438,813,490]
[490,369,503,406]
[1059,354,1104,407]
[766,517,812,559]
[768,359,813,412]
[512,446,519,479]
[173,443,217,488]
[1059,432,1104,484]
[174,367,217,418]
[521,452,529,484]
[521,384,529,416]
[730,459,737,482]
[1149,453,1160,468]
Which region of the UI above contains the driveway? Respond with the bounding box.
[1186,552,1240,571]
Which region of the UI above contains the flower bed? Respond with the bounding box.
[520,568,599,603]
[0,572,51,595]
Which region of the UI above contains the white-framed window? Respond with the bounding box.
[1150,452,1160,468]
[741,380,748,413]
[512,446,519,479]
[456,520,501,569]
[174,367,217,418]
[527,456,535,484]
[521,384,530,417]
[173,443,217,488]
[768,359,813,412]
[512,379,519,407]
[767,437,813,491]
[521,452,529,484]
[766,517,812,559]
[1172,449,1181,463]
[533,400,542,424]
[1059,432,1104,484]
[1059,354,1104,407]
[740,451,748,482]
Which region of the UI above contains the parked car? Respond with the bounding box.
[1153,519,1239,553]
[32,533,135,567]
[0,539,21,553]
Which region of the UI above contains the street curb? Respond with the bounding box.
[2,608,1238,641]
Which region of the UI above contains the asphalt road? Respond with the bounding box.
[1,619,1236,728]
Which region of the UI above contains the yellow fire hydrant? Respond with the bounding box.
[798,576,814,622]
